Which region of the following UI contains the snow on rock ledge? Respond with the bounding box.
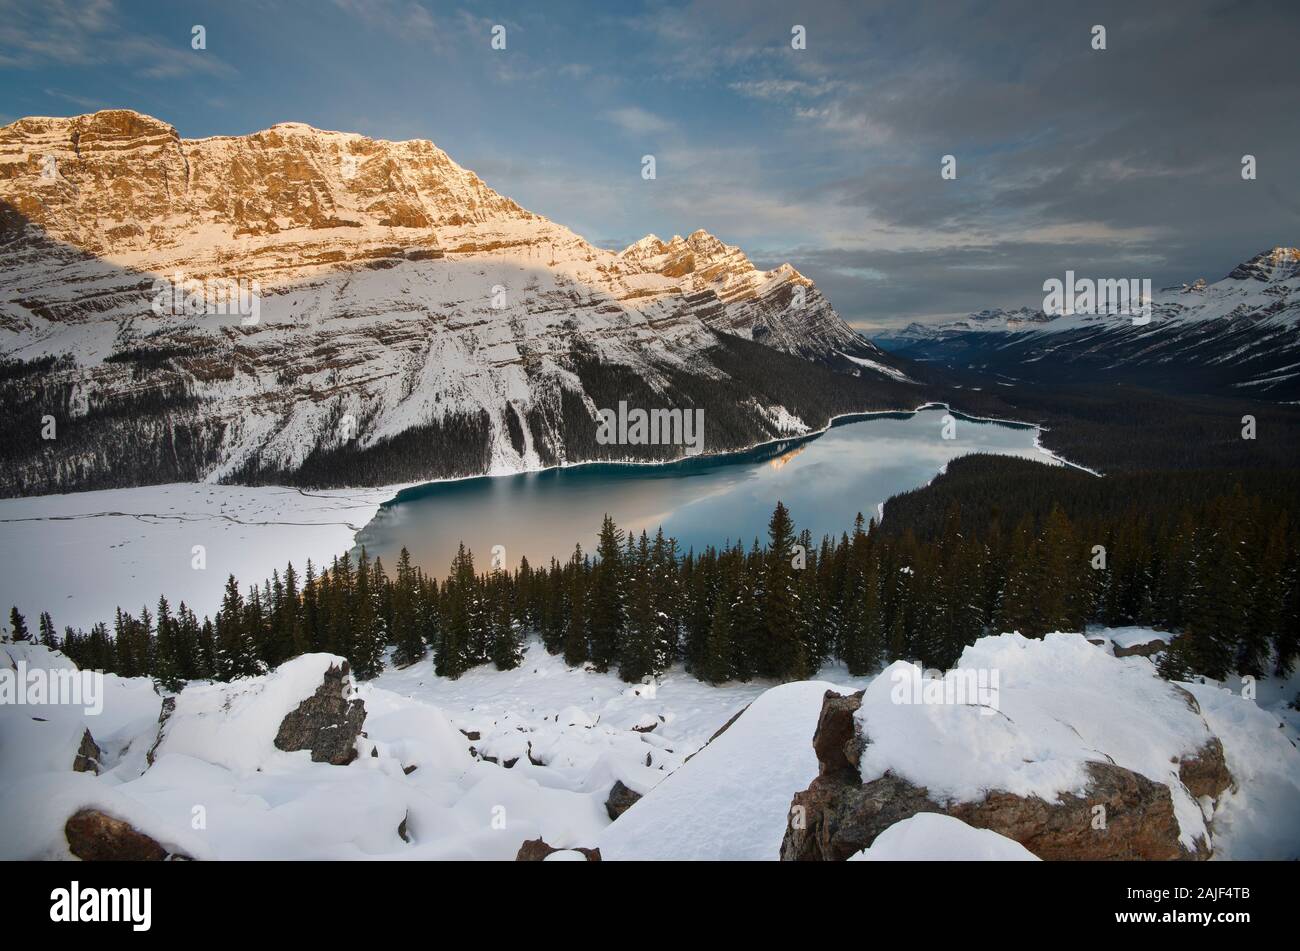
[849,813,1040,861]
[782,633,1234,861]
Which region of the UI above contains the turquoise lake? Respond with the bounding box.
[353,407,1055,576]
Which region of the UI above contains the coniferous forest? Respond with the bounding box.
[10,457,1298,690]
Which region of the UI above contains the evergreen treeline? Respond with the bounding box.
[7,480,1297,688]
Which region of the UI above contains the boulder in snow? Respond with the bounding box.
[73,729,102,774]
[65,808,189,861]
[604,779,642,820]
[515,837,601,861]
[274,660,366,765]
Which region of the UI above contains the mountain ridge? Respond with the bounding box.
[0,109,912,497]
[874,247,1300,399]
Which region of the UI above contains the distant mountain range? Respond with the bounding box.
[0,110,914,496]
[874,247,1300,400]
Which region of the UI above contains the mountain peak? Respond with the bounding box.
[1226,246,1300,283]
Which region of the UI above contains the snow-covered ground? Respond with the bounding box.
[2,628,1295,861]
[0,482,408,634]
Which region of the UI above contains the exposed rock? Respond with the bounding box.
[144,696,175,767]
[403,763,418,775]
[73,728,101,774]
[65,809,187,861]
[515,837,601,861]
[527,742,545,766]
[1178,737,1234,801]
[811,689,864,774]
[1114,638,1169,658]
[397,812,410,843]
[781,689,1230,862]
[605,780,643,821]
[273,661,365,765]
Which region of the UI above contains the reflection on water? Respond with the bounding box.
[353,408,1053,578]
[767,444,807,471]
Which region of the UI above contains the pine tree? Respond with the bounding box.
[7,606,29,642]
[489,572,523,671]
[762,502,808,681]
[351,547,384,679]
[701,557,737,683]
[174,602,200,680]
[437,543,476,678]
[302,559,322,653]
[540,557,567,654]
[154,595,186,691]
[216,574,261,679]
[391,547,425,666]
[38,611,58,649]
[197,617,217,679]
[620,532,659,682]
[562,545,589,667]
[588,514,625,672]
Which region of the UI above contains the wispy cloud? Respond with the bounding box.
[42,87,106,110]
[330,0,437,41]
[601,106,674,137]
[0,0,236,78]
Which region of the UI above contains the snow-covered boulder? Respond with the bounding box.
[151,654,364,771]
[849,813,1040,861]
[515,837,601,861]
[782,633,1234,861]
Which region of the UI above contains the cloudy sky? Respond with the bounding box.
[2,0,1297,329]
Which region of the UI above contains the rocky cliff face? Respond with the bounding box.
[0,110,902,496]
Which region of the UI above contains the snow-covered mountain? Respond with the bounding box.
[0,110,903,496]
[875,248,1300,399]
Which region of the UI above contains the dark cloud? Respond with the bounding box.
[731,0,1300,325]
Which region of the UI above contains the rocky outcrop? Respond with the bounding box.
[604,780,642,821]
[65,809,188,861]
[273,661,365,765]
[515,837,601,861]
[73,729,101,774]
[145,696,176,767]
[780,689,1232,862]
